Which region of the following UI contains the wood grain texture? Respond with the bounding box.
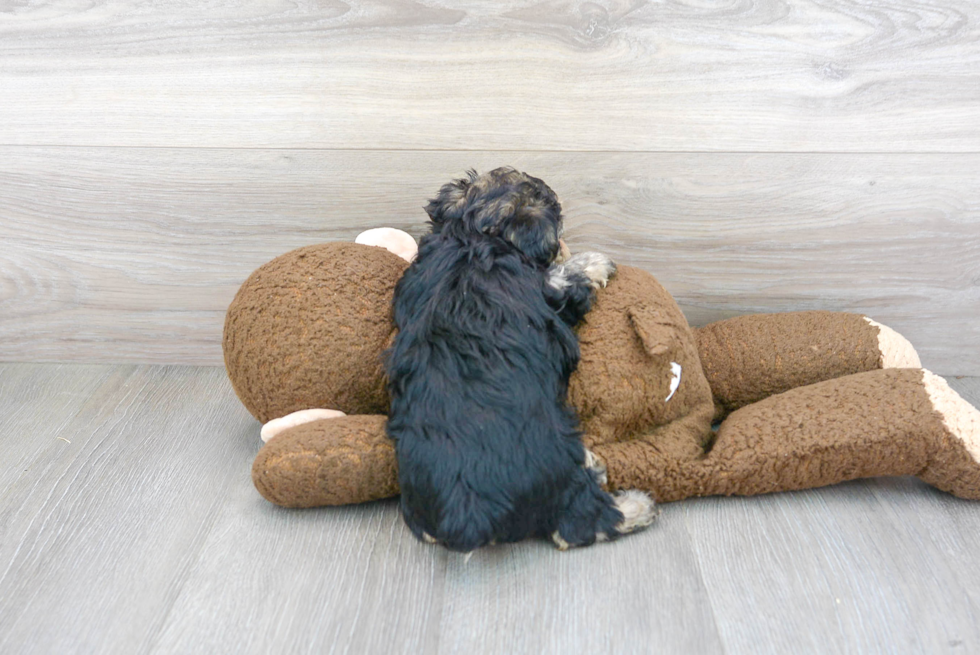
[2,147,977,374]
[1,0,979,151]
[0,365,258,655]
[0,363,122,494]
[683,378,980,654]
[1,364,979,654]
[150,497,445,654]
[684,478,980,654]
[435,521,723,655]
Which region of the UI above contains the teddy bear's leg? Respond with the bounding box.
[588,408,717,503]
[252,415,398,507]
[694,368,978,500]
[593,368,980,502]
[695,311,920,420]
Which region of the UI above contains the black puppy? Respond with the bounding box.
[386,167,656,552]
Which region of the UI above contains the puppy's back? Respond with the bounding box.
[387,236,584,550]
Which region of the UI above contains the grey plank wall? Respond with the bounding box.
[2,0,978,151]
[1,1,978,373]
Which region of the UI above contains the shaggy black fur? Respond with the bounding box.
[385,167,629,552]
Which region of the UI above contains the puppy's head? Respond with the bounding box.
[425,167,563,266]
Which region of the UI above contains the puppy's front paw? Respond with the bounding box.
[568,252,617,289]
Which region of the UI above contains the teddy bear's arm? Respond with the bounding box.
[589,408,716,503]
[252,415,398,507]
[595,368,980,503]
[695,311,920,420]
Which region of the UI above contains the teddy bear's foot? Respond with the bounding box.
[590,368,980,503]
[252,415,398,507]
[260,408,347,443]
[918,371,980,499]
[654,368,980,502]
[865,317,921,368]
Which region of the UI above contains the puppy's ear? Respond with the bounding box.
[425,169,478,232]
[502,213,561,266]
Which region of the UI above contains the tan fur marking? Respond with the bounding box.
[584,449,608,486]
[551,531,570,551]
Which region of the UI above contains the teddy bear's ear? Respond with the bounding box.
[627,304,678,357]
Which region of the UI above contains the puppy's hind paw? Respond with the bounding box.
[551,530,571,551]
[568,252,617,289]
[613,490,658,535]
[584,449,608,487]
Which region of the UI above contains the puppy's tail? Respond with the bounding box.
[552,470,657,550]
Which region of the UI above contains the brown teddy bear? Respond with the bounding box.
[224,230,980,509]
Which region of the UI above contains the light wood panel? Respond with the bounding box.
[685,478,980,653]
[0,363,125,497]
[151,497,446,655]
[2,147,977,374]
[1,0,978,151]
[0,365,258,654]
[435,519,724,655]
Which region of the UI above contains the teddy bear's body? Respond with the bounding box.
[226,241,980,508]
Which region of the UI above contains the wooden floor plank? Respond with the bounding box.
[436,516,724,655]
[685,375,980,654]
[0,363,126,495]
[149,498,445,655]
[2,148,977,374]
[1,366,979,653]
[1,1,978,152]
[0,365,257,655]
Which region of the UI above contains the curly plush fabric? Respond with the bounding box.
[253,415,396,507]
[224,243,407,423]
[570,266,715,458]
[231,244,980,508]
[695,311,883,419]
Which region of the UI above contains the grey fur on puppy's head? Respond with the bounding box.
[424,167,564,266]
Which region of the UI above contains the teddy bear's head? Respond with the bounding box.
[224,242,408,423]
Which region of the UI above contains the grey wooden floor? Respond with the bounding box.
[1,363,979,654]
